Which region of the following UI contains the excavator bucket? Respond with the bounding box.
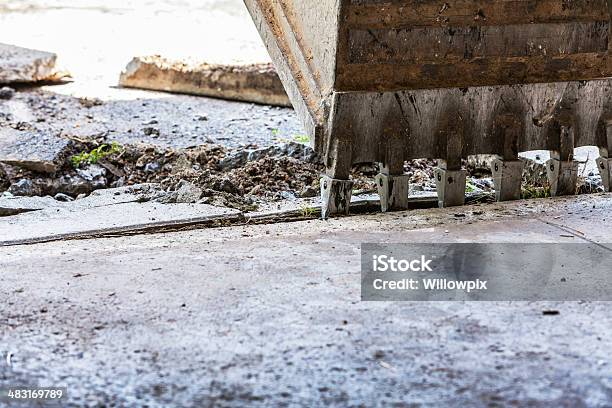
[244,0,612,216]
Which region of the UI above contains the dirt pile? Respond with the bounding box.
[0,140,326,210]
[1,138,448,211]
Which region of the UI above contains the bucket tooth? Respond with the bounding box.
[597,123,612,192]
[320,176,353,219]
[376,173,410,212]
[491,159,524,201]
[246,0,612,215]
[596,157,612,192]
[545,121,578,197]
[546,159,579,197]
[435,168,467,208]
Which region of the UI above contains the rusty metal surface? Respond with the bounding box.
[336,0,612,91]
[327,79,612,164]
[245,0,612,176]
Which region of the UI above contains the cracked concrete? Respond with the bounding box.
[1,194,611,407]
[1,2,610,406]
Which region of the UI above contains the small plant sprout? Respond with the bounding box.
[522,184,551,199]
[299,204,317,218]
[71,142,123,168]
[465,181,477,193]
[293,134,310,144]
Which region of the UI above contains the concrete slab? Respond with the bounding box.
[0,201,241,245]
[120,56,290,107]
[0,128,69,173]
[0,43,58,84]
[0,190,438,245]
[0,194,611,406]
[0,0,269,98]
[0,183,162,217]
[0,195,65,216]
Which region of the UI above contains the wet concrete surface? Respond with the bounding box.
[0,195,611,406]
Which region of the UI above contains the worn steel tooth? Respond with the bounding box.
[547,122,579,197]
[376,173,410,212]
[596,157,611,192]
[435,167,467,208]
[246,0,612,211]
[320,176,353,219]
[492,159,524,202]
[546,159,579,197]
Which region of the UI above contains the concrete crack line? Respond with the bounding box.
[536,217,612,253]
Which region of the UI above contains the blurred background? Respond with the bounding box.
[0,0,270,95]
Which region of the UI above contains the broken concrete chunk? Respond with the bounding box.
[54,193,74,202]
[0,195,65,216]
[0,43,62,84]
[0,128,69,173]
[76,164,107,182]
[0,86,15,100]
[8,178,34,196]
[119,56,291,107]
[0,184,166,217]
[156,180,203,204]
[218,142,319,170]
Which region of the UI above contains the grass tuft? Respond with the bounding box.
[71,142,123,168]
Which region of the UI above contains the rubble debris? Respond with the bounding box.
[218,142,319,170]
[119,56,291,107]
[0,43,66,84]
[8,178,34,196]
[0,127,603,213]
[156,180,203,204]
[0,86,15,100]
[53,193,74,202]
[76,164,107,183]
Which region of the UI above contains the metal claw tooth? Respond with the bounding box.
[546,158,579,197]
[434,168,467,208]
[376,173,410,212]
[491,159,524,202]
[596,157,612,192]
[320,176,353,219]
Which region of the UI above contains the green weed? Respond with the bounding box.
[299,204,317,218]
[292,134,310,144]
[71,142,122,168]
[522,184,551,199]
